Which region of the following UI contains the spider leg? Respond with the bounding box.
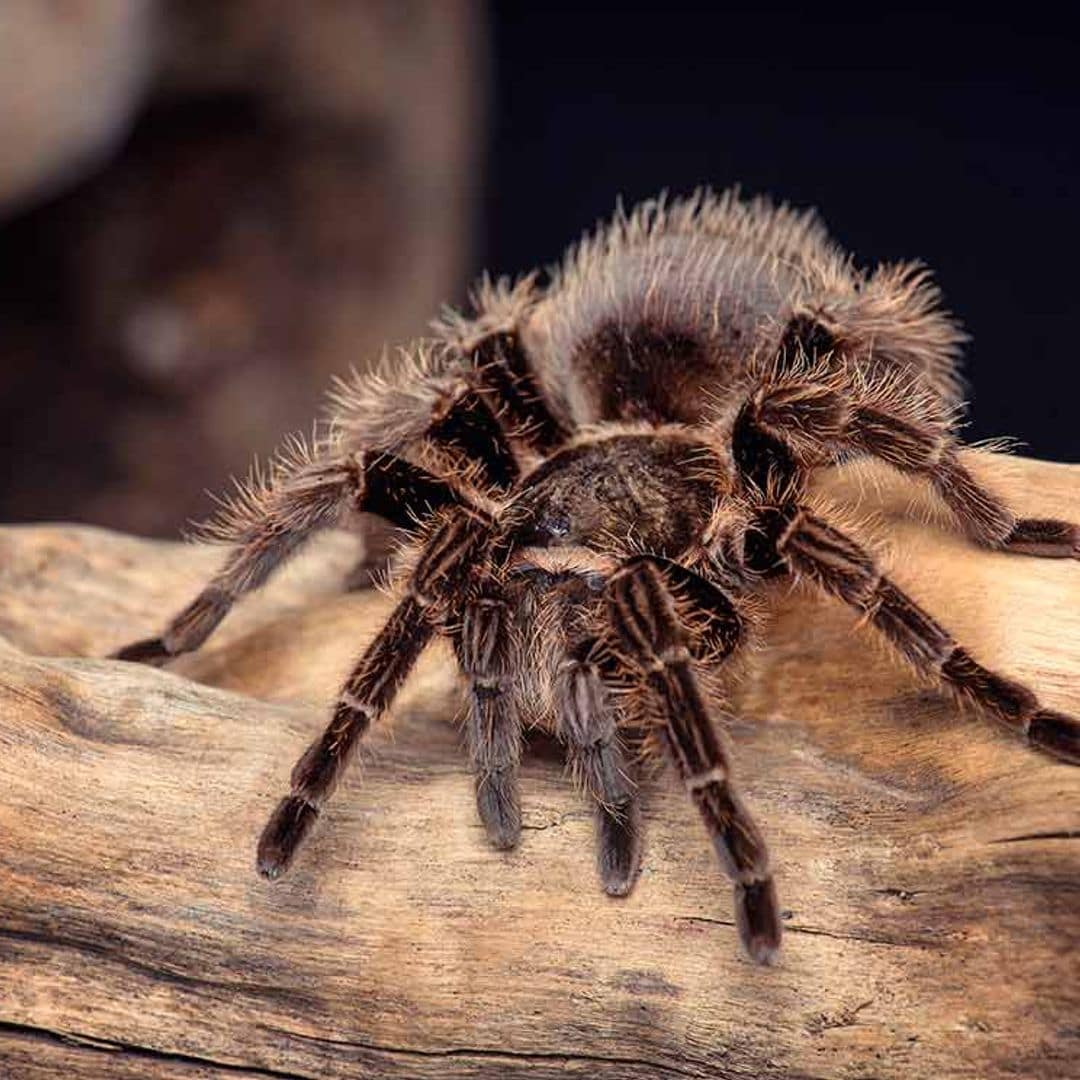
[774,262,966,408]
[605,557,780,964]
[333,321,567,495]
[258,592,433,878]
[258,507,491,878]
[761,505,1080,764]
[113,448,471,664]
[560,555,746,898]
[465,328,567,457]
[329,326,567,594]
[731,364,1080,557]
[328,341,519,492]
[556,636,642,896]
[434,275,567,457]
[453,585,523,850]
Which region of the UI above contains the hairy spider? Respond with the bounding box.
[115,189,1080,964]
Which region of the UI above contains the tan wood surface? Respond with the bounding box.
[0,452,1077,1079]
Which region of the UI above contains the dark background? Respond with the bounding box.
[482,4,1078,460]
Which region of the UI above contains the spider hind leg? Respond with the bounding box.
[774,508,1080,764]
[731,360,1080,558]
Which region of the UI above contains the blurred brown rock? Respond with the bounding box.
[0,0,483,535]
[0,1,156,211]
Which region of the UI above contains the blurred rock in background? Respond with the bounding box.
[0,0,483,535]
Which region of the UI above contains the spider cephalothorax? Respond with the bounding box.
[116,189,1080,964]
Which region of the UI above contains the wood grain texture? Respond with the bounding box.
[0,452,1078,1079]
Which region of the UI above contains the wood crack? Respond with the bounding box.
[989,830,1080,844]
[0,1020,315,1079]
[262,1025,706,1077]
[0,926,315,1011]
[673,913,927,949]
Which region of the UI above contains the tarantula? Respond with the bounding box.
[115,189,1080,964]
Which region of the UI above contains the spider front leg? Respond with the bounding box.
[453,584,523,849]
[606,557,781,964]
[258,507,491,878]
[732,360,1080,559]
[112,449,467,664]
[555,636,642,896]
[258,592,435,877]
[756,504,1080,764]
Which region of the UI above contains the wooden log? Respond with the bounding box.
[0,452,1078,1079]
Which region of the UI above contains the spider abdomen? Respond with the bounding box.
[572,320,726,426]
[526,217,823,428]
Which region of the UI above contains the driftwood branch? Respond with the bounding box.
[1,453,1078,1078]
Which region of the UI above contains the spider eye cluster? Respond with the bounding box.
[538,513,571,539]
